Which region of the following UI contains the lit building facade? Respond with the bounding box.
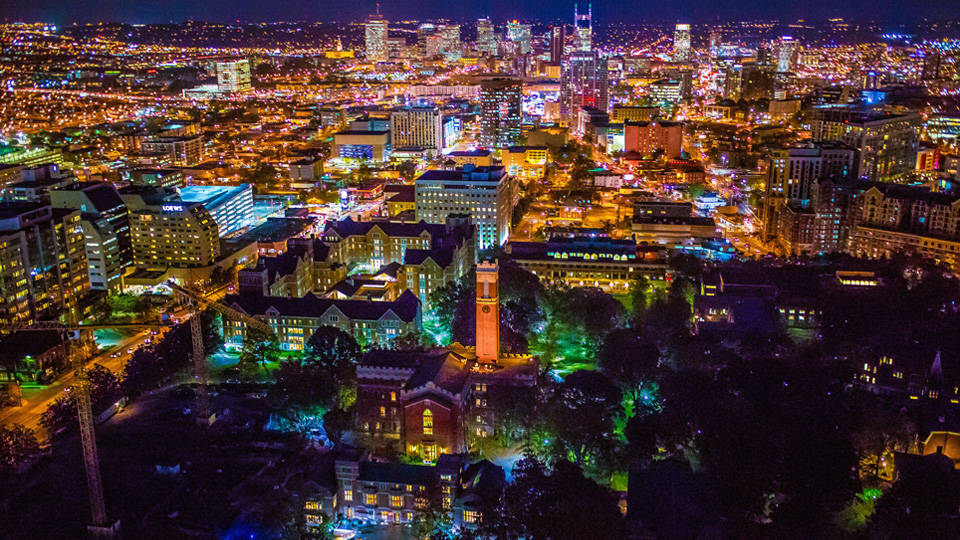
[0,203,88,326]
[179,184,254,237]
[215,59,252,93]
[222,290,422,350]
[365,13,389,62]
[673,23,691,61]
[504,238,669,293]
[390,107,444,151]
[128,201,220,268]
[334,130,392,162]
[50,182,132,292]
[561,51,608,121]
[478,78,522,148]
[415,166,515,251]
[141,136,204,167]
[502,146,548,179]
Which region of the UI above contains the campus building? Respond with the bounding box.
[221,290,422,350]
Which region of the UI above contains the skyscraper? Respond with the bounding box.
[479,78,522,148]
[437,24,461,58]
[390,106,444,151]
[773,36,798,73]
[476,18,497,56]
[549,25,565,64]
[673,23,691,62]
[573,4,592,52]
[417,23,436,57]
[506,22,532,55]
[365,10,389,63]
[561,51,608,120]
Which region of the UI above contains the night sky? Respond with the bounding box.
[5,0,960,26]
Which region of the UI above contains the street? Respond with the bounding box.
[0,328,156,439]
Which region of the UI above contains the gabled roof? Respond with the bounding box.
[361,461,437,486]
[324,217,444,241]
[224,290,420,322]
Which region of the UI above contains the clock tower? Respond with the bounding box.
[476,261,499,364]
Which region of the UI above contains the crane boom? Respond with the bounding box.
[167,281,275,423]
[167,282,274,336]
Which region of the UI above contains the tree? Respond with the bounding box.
[238,327,281,381]
[398,160,417,180]
[272,327,361,417]
[489,457,623,540]
[0,424,41,473]
[597,328,661,388]
[546,370,622,473]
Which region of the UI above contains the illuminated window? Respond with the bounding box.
[380,406,386,417]
[423,409,434,435]
[365,493,376,505]
[464,510,479,523]
[344,490,353,502]
[391,495,403,508]
[305,501,319,511]
[390,391,397,401]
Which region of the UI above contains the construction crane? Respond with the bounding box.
[0,322,116,535]
[167,282,274,423]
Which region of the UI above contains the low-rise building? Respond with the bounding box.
[448,149,493,168]
[333,130,391,162]
[504,238,668,293]
[141,136,204,167]
[502,146,548,180]
[334,451,463,523]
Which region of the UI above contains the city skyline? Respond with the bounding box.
[7,0,960,26]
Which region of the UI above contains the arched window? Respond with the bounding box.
[422,409,433,436]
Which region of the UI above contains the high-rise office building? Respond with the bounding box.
[215,59,251,93]
[417,23,436,57]
[476,18,497,56]
[479,78,522,148]
[50,182,132,292]
[573,4,592,52]
[708,30,722,54]
[549,25,565,64]
[0,202,89,325]
[506,22,532,55]
[390,106,445,151]
[365,11,389,63]
[415,165,515,250]
[437,24,461,58]
[773,36,798,73]
[561,51,608,121]
[673,23,691,62]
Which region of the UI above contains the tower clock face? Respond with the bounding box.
[482,306,491,314]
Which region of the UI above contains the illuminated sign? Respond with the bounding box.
[161,204,184,213]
